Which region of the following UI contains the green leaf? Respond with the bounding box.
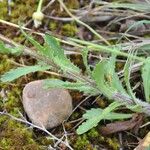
[92,60,115,98]
[83,108,132,120]
[141,57,150,102]
[1,65,50,82]
[0,41,23,55]
[44,79,99,95]
[124,51,137,101]
[127,104,142,113]
[44,34,81,74]
[92,55,127,99]
[105,3,150,12]
[76,101,124,135]
[81,48,91,75]
[105,54,126,94]
[20,28,44,54]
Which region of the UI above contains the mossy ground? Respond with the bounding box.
[0,0,142,149]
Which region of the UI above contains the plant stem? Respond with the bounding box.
[37,0,43,12]
[68,37,145,62]
[57,0,110,46]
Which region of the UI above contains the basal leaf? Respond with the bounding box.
[21,29,44,54]
[1,65,50,82]
[105,3,150,12]
[76,116,101,135]
[44,34,81,74]
[81,48,91,75]
[141,57,150,102]
[127,104,142,113]
[83,108,132,120]
[92,60,114,98]
[44,79,99,95]
[124,51,137,101]
[0,41,23,55]
[105,54,126,94]
[77,102,124,134]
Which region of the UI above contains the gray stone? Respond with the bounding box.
[22,80,72,129]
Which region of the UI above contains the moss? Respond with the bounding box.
[0,1,8,20]
[0,55,12,74]
[65,0,80,9]
[49,21,58,31]
[73,134,93,150]
[96,97,107,108]
[87,128,99,138]
[0,56,51,149]
[10,0,37,22]
[0,0,37,23]
[61,23,77,36]
[72,127,120,150]
[106,137,120,150]
[0,119,41,150]
[13,34,25,43]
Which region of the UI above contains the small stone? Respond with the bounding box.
[22,80,72,129]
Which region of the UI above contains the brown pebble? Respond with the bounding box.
[22,80,72,129]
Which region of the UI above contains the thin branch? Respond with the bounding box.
[57,0,110,45]
[0,111,73,150]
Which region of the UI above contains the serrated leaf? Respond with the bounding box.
[105,3,150,12]
[77,101,124,134]
[81,48,91,75]
[105,54,126,94]
[20,28,44,54]
[92,55,126,99]
[77,117,100,135]
[0,41,23,55]
[92,60,114,98]
[44,34,81,74]
[83,108,132,120]
[127,104,142,113]
[1,65,50,82]
[141,57,150,102]
[123,51,137,102]
[44,79,99,95]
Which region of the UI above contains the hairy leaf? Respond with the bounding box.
[0,41,23,55]
[44,34,81,74]
[1,65,50,82]
[81,48,91,75]
[92,60,115,98]
[105,54,126,94]
[44,79,99,95]
[105,3,150,12]
[124,51,137,102]
[21,28,44,54]
[77,102,124,134]
[83,108,132,120]
[142,58,150,102]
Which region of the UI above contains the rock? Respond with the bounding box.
[22,80,72,129]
